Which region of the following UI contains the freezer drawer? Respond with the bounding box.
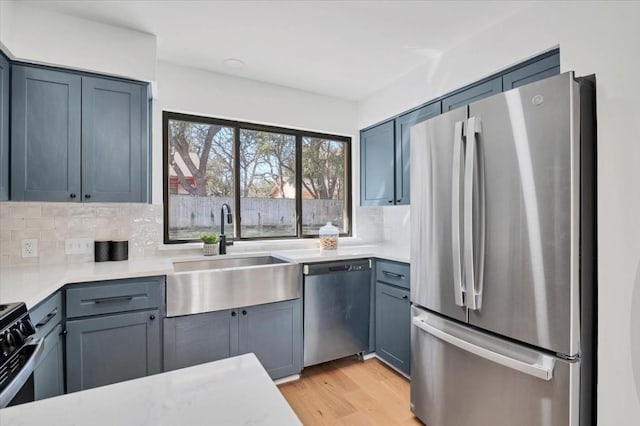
[411,308,580,426]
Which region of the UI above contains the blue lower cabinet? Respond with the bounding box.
[33,324,64,400]
[163,308,240,371]
[375,282,411,376]
[164,299,302,380]
[239,299,302,379]
[66,309,161,393]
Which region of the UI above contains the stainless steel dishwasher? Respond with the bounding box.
[303,259,371,367]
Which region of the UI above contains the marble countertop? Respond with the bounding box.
[0,244,410,308]
[0,353,301,426]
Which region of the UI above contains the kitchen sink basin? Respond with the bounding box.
[172,256,286,272]
[167,255,301,317]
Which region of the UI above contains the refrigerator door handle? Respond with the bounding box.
[412,316,556,381]
[451,120,465,307]
[464,116,485,310]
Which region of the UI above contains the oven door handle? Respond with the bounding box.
[0,337,45,408]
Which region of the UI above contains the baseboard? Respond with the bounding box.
[363,352,377,361]
[374,355,411,380]
[274,373,301,385]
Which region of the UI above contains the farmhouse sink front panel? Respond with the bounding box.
[167,260,301,317]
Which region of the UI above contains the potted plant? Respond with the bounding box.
[201,234,219,256]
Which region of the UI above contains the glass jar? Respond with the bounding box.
[319,221,339,251]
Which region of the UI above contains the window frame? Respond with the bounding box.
[162,111,352,244]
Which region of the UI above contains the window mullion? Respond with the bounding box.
[295,134,303,238]
[233,125,241,239]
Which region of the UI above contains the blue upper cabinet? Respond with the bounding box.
[394,102,441,205]
[360,120,395,206]
[503,52,560,90]
[359,52,560,207]
[11,66,82,202]
[0,53,9,201]
[82,77,148,202]
[442,77,503,112]
[10,64,150,203]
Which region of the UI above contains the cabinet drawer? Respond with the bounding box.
[66,277,163,318]
[376,260,410,289]
[30,292,62,339]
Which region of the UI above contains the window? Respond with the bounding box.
[163,112,351,243]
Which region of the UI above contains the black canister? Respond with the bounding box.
[110,240,129,261]
[94,240,111,262]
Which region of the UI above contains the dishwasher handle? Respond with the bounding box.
[303,259,371,275]
[328,265,350,272]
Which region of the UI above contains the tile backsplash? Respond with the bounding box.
[0,202,384,267]
[0,202,163,267]
[382,205,411,247]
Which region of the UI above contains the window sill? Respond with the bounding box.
[157,236,368,252]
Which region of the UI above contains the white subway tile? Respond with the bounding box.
[25,218,55,229]
[1,217,25,231]
[10,205,42,218]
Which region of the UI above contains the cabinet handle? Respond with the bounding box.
[402,295,409,300]
[231,311,236,317]
[35,308,58,328]
[382,270,405,279]
[84,194,91,199]
[69,193,77,199]
[396,199,401,203]
[93,296,133,304]
[149,315,155,320]
[387,200,393,203]
[61,329,68,336]
[242,310,247,316]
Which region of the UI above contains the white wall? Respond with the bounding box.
[359,2,640,424]
[0,1,382,243]
[0,1,157,82]
[154,61,382,240]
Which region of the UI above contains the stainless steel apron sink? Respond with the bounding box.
[166,255,301,317]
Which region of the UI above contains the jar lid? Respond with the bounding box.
[319,221,339,232]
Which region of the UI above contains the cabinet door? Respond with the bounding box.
[163,309,239,372]
[394,102,441,205]
[66,310,160,392]
[34,324,64,400]
[375,282,411,375]
[442,77,502,112]
[11,66,81,201]
[360,120,395,206]
[239,300,302,380]
[503,52,560,90]
[81,77,149,202]
[0,52,9,200]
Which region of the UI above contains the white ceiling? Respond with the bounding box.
[23,1,530,100]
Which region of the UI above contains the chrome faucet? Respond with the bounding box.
[219,203,234,255]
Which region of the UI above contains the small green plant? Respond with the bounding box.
[200,234,219,244]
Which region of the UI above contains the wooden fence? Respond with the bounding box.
[168,195,344,230]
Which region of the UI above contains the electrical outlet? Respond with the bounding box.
[65,238,93,255]
[22,239,38,258]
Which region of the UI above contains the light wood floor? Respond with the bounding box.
[278,357,423,425]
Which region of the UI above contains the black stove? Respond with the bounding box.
[0,302,42,407]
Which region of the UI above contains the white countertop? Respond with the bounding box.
[0,244,409,308]
[0,353,300,426]
[275,244,409,264]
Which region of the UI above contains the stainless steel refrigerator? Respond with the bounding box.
[409,72,596,426]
